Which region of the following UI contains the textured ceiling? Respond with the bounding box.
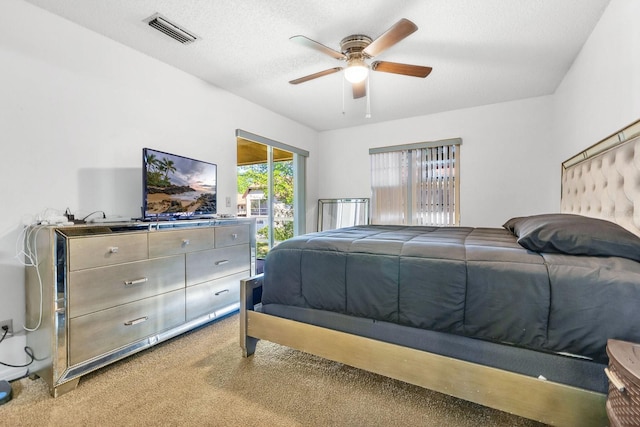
[23,0,611,131]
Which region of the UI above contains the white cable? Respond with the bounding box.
[23,226,44,331]
[18,224,46,332]
[14,208,65,333]
[16,224,38,266]
[14,224,30,265]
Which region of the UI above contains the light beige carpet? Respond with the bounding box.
[0,314,544,426]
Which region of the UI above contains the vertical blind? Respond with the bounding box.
[370,139,461,226]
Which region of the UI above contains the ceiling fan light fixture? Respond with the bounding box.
[344,58,369,83]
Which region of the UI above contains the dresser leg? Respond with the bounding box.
[51,377,80,398]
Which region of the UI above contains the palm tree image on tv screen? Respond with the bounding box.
[144,149,217,217]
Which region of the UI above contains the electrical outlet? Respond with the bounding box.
[0,319,13,337]
[225,196,231,208]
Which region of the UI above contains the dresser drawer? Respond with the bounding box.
[68,255,185,318]
[68,233,148,270]
[186,271,246,321]
[68,289,185,366]
[215,225,250,248]
[186,244,249,286]
[149,228,214,257]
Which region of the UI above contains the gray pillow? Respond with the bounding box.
[503,214,640,262]
[502,216,524,233]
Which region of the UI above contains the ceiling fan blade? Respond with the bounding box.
[371,61,432,78]
[363,18,418,58]
[352,80,366,99]
[290,35,346,60]
[289,67,343,84]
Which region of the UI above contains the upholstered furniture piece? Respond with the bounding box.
[561,120,640,236]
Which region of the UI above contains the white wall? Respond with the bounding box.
[0,0,318,380]
[319,96,556,228]
[554,0,640,156]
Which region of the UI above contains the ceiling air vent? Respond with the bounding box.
[144,13,199,44]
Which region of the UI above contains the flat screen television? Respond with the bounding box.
[142,148,217,220]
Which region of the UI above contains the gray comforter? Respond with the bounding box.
[262,225,640,362]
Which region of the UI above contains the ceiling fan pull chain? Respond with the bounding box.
[342,76,346,115]
[365,76,371,119]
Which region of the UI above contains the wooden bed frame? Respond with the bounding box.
[241,275,609,426]
[240,120,640,427]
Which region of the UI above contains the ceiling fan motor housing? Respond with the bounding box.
[340,35,372,58]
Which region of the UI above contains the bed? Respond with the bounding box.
[240,121,640,426]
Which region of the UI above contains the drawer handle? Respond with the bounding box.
[108,246,119,254]
[214,289,229,296]
[124,316,148,326]
[124,277,148,286]
[605,367,626,393]
[215,260,229,266]
[182,239,190,246]
[231,233,238,240]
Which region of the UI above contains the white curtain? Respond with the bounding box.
[371,143,459,226]
[370,151,407,224]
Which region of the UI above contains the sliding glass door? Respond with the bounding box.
[236,131,307,264]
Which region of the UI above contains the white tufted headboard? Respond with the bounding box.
[561,119,640,237]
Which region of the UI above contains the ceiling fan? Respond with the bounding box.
[289,18,432,99]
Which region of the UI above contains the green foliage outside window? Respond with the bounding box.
[238,161,295,259]
[257,221,294,242]
[256,242,269,259]
[237,162,293,204]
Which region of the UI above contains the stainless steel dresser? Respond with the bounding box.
[24,219,255,397]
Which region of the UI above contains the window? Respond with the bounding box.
[369,138,461,226]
